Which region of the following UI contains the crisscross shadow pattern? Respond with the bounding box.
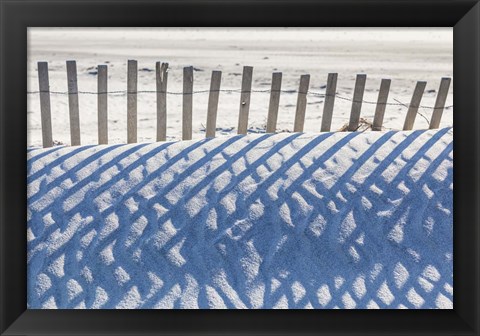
[27,128,453,309]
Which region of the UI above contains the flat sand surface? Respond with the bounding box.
[27,28,453,146]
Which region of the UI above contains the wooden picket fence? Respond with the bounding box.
[34,60,452,148]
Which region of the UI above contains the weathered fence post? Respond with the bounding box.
[320,73,338,132]
[429,77,451,129]
[127,60,138,143]
[348,74,367,131]
[205,71,222,138]
[372,79,391,131]
[66,60,81,146]
[237,66,253,135]
[37,62,53,148]
[97,65,108,144]
[33,64,448,146]
[403,81,427,130]
[294,74,310,132]
[183,66,194,140]
[266,72,282,133]
[156,62,169,141]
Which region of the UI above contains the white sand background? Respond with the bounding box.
[27,28,453,147]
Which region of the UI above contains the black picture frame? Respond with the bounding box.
[1,0,479,335]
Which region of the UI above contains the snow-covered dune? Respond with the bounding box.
[27,128,453,309]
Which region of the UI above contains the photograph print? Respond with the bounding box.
[27,27,453,309]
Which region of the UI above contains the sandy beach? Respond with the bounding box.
[26,28,453,309]
[27,128,453,309]
[27,28,453,147]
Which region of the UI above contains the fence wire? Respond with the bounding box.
[27,89,453,110]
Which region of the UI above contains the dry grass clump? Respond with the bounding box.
[338,118,378,132]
